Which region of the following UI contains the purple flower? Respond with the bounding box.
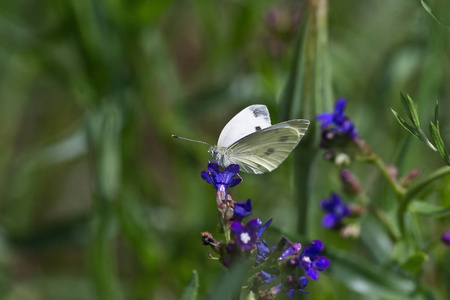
[260,270,278,284]
[255,218,273,263]
[316,98,358,140]
[278,243,302,261]
[321,193,350,228]
[201,163,241,193]
[230,219,261,250]
[256,239,272,264]
[233,199,252,221]
[257,218,273,238]
[298,240,330,280]
[270,276,309,297]
[442,232,450,245]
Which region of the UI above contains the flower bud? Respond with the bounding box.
[442,232,450,245]
[340,169,361,195]
[385,164,398,180]
[340,223,361,239]
[400,168,420,187]
[335,153,351,167]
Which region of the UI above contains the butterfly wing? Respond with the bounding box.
[217,104,272,148]
[225,119,310,174]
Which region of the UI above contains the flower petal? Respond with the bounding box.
[313,256,330,271]
[230,221,244,235]
[257,218,273,238]
[228,178,242,188]
[280,243,302,260]
[322,213,338,228]
[233,199,252,220]
[200,171,214,184]
[306,268,320,280]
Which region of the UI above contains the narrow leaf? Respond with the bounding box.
[401,252,428,274]
[391,108,420,139]
[430,122,450,165]
[434,100,439,126]
[180,270,199,300]
[400,93,421,128]
[408,201,450,218]
[420,0,450,32]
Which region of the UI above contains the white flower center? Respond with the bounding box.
[302,256,311,264]
[240,232,251,244]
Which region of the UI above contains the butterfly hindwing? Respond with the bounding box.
[225,119,310,174]
[217,105,272,148]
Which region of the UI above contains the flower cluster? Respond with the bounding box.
[317,98,359,144]
[200,163,330,298]
[201,163,241,204]
[321,193,350,229]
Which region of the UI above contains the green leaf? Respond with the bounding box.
[430,121,450,166]
[420,0,450,32]
[392,95,436,151]
[401,252,428,274]
[279,0,333,238]
[180,270,199,300]
[328,246,415,298]
[391,108,420,139]
[408,200,450,218]
[434,100,439,125]
[400,93,421,128]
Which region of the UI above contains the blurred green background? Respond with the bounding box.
[1,0,450,299]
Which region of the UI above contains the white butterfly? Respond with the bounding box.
[173,104,310,174]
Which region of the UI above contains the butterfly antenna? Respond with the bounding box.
[171,135,211,146]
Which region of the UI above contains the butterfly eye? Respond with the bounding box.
[255,126,262,131]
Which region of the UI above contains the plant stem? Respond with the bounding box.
[357,155,406,197]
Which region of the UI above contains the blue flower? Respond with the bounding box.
[257,218,272,238]
[298,240,330,280]
[260,270,278,284]
[255,218,273,263]
[321,193,350,228]
[316,98,358,140]
[233,199,252,220]
[230,219,261,250]
[442,232,450,245]
[256,239,272,264]
[201,163,241,193]
[270,276,309,297]
[278,242,302,261]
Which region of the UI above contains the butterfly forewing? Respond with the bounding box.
[225,119,310,174]
[217,105,272,148]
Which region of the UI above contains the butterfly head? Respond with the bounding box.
[209,145,230,168]
[208,145,219,158]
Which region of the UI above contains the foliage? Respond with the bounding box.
[1,0,450,299]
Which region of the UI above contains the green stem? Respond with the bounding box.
[357,155,406,197]
[403,166,450,202]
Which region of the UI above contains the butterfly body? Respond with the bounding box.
[208,105,309,174]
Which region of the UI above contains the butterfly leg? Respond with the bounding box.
[208,158,218,164]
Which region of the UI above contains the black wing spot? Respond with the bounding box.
[264,148,275,156]
[278,136,289,142]
[255,126,262,131]
[252,106,269,118]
